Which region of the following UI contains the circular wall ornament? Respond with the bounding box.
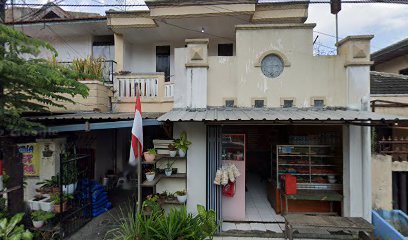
[261,54,284,78]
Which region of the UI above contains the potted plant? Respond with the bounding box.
[28,195,47,211]
[158,191,168,201]
[144,148,157,162]
[36,175,59,194]
[31,210,55,229]
[174,132,191,158]
[163,159,176,177]
[62,162,78,194]
[145,169,156,182]
[166,192,176,202]
[175,190,187,203]
[168,144,177,157]
[142,194,160,214]
[50,193,73,213]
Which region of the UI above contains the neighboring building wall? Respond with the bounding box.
[48,81,113,113]
[173,122,207,214]
[372,154,393,210]
[374,55,408,74]
[35,33,93,61]
[372,95,408,116]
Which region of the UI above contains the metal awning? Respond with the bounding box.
[28,112,165,133]
[28,112,163,121]
[157,108,407,125]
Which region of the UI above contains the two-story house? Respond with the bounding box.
[7,0,406,232]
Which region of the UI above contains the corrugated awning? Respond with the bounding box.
[28,112,164,121]
[157,108,406,124]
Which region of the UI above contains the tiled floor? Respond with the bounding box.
[245,173,285,223]
[222,174,286,234]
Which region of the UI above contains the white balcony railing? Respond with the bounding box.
[165,83,174,97]
[115,76,159,98]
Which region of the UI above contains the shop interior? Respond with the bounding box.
[221,125,343,222]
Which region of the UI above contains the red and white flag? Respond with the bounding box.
[129,93,143,166]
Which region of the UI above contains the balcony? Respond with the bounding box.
[60,60,117,84]
[112,72,174,113]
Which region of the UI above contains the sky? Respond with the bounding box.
[12,0,408,53]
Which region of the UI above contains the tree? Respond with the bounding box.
[0,24,89,132]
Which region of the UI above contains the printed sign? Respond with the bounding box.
[18,143,40,177]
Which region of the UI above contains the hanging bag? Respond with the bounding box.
[222,180,236,197]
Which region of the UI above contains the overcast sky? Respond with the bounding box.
[13,0,408,53]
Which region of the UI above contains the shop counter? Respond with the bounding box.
[280,190,343,215]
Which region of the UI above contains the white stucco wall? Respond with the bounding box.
[174,48,188,108]
[372,154,393,210]
[173,122,207,214]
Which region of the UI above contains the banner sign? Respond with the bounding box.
[18,143,40,177]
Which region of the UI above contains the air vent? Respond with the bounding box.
[254,100,264,108]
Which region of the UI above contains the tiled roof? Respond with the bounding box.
[371,71,408,95]
[371,38,408,65]
[158,108,405,122]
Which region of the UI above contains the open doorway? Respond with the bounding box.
[221,125,343,223]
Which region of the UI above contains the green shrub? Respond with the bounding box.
[0,213,33,240]
[106,204,218,240]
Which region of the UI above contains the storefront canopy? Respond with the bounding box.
[157,108,407,125]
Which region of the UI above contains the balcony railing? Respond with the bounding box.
[59,60,117,84]
[165,83,175,97]
[114,73,175,100]
[116,77,159,98]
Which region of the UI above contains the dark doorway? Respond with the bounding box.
[156,46,171,82]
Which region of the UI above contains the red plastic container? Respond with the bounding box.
[282,174,297,195]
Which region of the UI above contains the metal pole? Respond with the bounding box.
[137,143,141,213]
[335,13,339,45]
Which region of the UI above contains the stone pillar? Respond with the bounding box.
[185,39,209,109]
[114,33,124,72]
[338,35,374,221]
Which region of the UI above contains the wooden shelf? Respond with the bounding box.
[160,173,186,179]
[141,177,161,187]
[142,155,187,165]
[0,186,21,195]
[159,199,185,205]
[279,164,336,167]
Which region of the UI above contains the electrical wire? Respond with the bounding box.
[46,25,83,58]
[5,0,408,7]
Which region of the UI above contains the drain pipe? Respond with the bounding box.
[361,96,372,221]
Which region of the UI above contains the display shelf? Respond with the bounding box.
[276,144,342,190]
[279,164,336,167]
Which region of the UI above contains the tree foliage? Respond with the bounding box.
[0,24,89,132]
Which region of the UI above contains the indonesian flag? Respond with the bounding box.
[129,93,143,166]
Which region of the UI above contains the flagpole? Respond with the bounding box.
[137,86,142,214]
[137,142,141,213]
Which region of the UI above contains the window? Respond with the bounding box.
[156,46,171,82]
[283,100,293,108]
[314,99,325,108]
[92,35,114,61]
[225,100,235,108]
[254,100,264,108]
[400,68,408,76]
[218,44,233,56]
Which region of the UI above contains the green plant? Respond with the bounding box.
[142,195,161,214]
[168,144,177,151]
[166,192,176,200]
[72,56,104,81]
[31,210,54,222]
[50,193,73,205]
[147,148,157,155]
[174,132,192,153]
[158,191,168,199]
[61,161,78,185]
[196,205,218,240]
[160,159,175,170]
[0,213,33,240]
[36,176,59,189]
[149,207,205,240]
[175,190,187,196]
[0,24,89,132]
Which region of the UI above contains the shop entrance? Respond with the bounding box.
[220,125,343,222]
